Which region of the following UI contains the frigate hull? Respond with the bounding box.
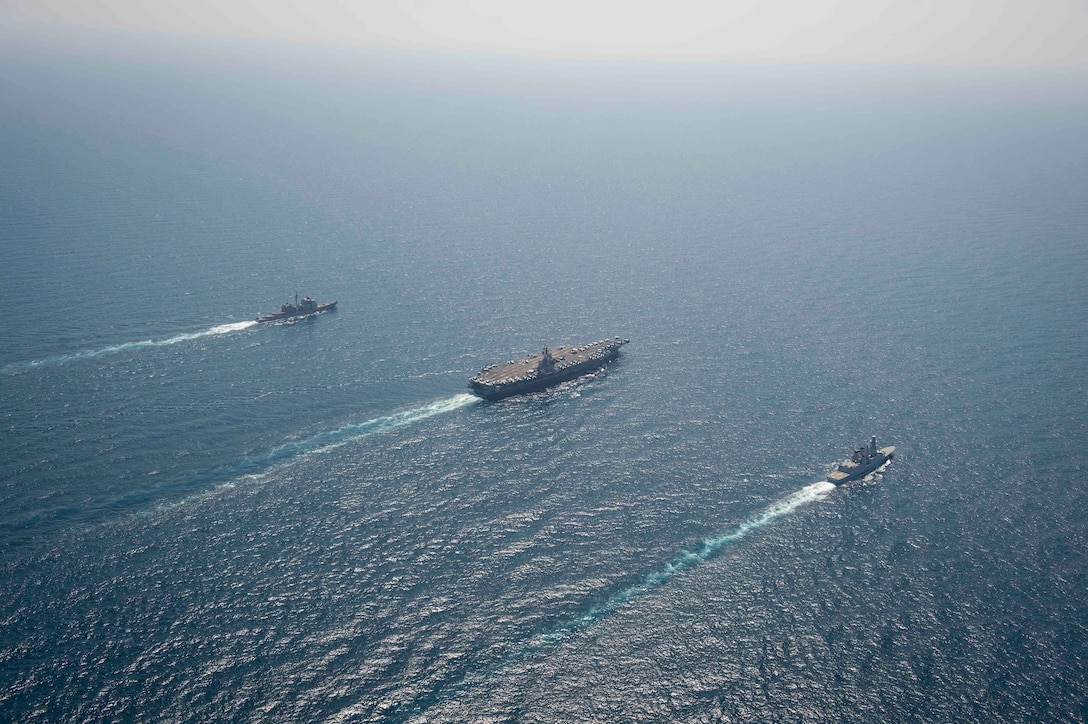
[827,437,895,485]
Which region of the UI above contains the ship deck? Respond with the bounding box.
[472,339,624,385]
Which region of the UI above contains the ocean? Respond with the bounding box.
[2,32,1087,722]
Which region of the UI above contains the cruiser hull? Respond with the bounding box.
[256,301,337,323]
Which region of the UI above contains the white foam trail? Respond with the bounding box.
[5,320,259,372]
[8,395,483,541]
[526,480,836,649]
[404,479,838,719]
[260,394,482,463]
[177,394,483,488]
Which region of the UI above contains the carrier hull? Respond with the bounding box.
[469,338,628,400]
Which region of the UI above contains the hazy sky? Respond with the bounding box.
[5,0,1088,67]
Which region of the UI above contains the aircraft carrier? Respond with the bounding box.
[469,337,628,400]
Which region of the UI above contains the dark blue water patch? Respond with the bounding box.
[0,394,480,558]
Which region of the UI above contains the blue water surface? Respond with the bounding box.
[1,32,1087,722]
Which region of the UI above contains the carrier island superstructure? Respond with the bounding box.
[469,337,628,400]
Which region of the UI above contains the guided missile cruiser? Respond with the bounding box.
[256,293,337,323]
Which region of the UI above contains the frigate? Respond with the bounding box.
[827,436,895,484]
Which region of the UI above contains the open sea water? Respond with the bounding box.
[2,33,1087,722]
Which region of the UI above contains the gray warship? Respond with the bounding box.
[256,294,337,323]
[826,436,895,485]
[469,337,629,400]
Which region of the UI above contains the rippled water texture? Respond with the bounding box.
[2,39,1087,722]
